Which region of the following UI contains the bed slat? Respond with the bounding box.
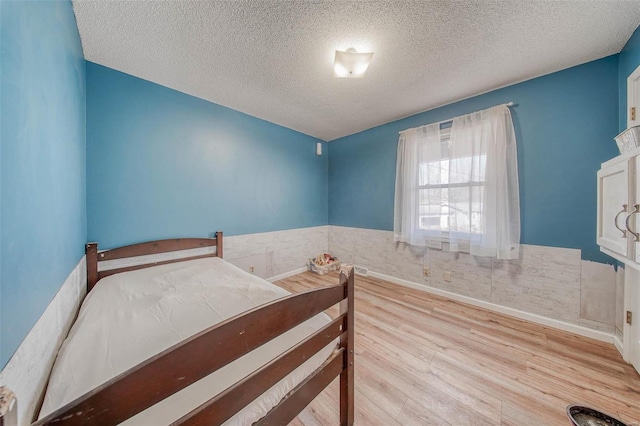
[97,238,218,261]
[97,254,216,280]
[253,348,345,426]
[33,284,345,426]
[172,315,346,425]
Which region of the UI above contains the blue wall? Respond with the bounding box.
[1,0,86,367]
[619,25,640,132]
[329,56,620,264]
[86,63,328,248]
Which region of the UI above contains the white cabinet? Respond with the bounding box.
[597,158,631,258]
[596,153,640,264]
[598,150,640,375]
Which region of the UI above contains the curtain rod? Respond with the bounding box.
[399,102,515,134]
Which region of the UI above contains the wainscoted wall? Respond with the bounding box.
[1,0,86,367]
[225,226,328,280]
[329,226,617,339]
[0,258,86,426]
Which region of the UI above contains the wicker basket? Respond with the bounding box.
[614,126,640,154]
[307,258,341,275]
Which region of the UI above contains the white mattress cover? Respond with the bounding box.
[39,257,335,425]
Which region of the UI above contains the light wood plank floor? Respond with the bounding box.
[274,271,640,426]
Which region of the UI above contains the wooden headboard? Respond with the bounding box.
[86,231,223,292]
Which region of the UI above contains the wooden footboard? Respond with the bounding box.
[28,232,355,426]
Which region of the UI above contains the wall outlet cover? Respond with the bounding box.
[354,265,369,276]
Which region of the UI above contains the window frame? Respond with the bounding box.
[416,127,486,240]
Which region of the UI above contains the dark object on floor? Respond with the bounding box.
[567,405,628,426]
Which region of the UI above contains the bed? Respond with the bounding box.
[27,232,355,426]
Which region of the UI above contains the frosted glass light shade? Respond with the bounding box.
[333,48,374,78]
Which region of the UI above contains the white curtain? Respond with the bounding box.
[393,104,520,260]
[393,123,442,246]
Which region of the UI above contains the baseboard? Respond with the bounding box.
[614,333,624,357]
[267,267,308,283]
[368,270,615,344]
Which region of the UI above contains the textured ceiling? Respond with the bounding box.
[73,1,640,141]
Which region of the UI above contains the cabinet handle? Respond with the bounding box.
[615,204,628,238]
[625,204,640,242]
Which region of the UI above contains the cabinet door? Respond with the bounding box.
[597,160,629,257]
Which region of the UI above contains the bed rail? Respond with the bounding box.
[32,267,355,426]
[86,232,223,292]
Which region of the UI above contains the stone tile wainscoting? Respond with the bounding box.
[224,226,329,281]
[0,258,87,426]
[329,225,617,342]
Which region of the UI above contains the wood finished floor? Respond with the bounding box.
[274,271,640,426]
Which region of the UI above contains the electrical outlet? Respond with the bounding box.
[444,271,452,282]
[423,267,430,277]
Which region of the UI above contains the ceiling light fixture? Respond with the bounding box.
[333,48,374,78]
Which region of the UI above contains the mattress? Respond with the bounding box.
[39,257,335,425]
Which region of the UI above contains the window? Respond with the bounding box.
[394,104,520,260]
[418,128,487,236]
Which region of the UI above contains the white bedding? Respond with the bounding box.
[40,257,335,425]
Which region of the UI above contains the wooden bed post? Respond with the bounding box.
[86,243,98,292]
[339,266,355,426]
[216,231,223,258]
